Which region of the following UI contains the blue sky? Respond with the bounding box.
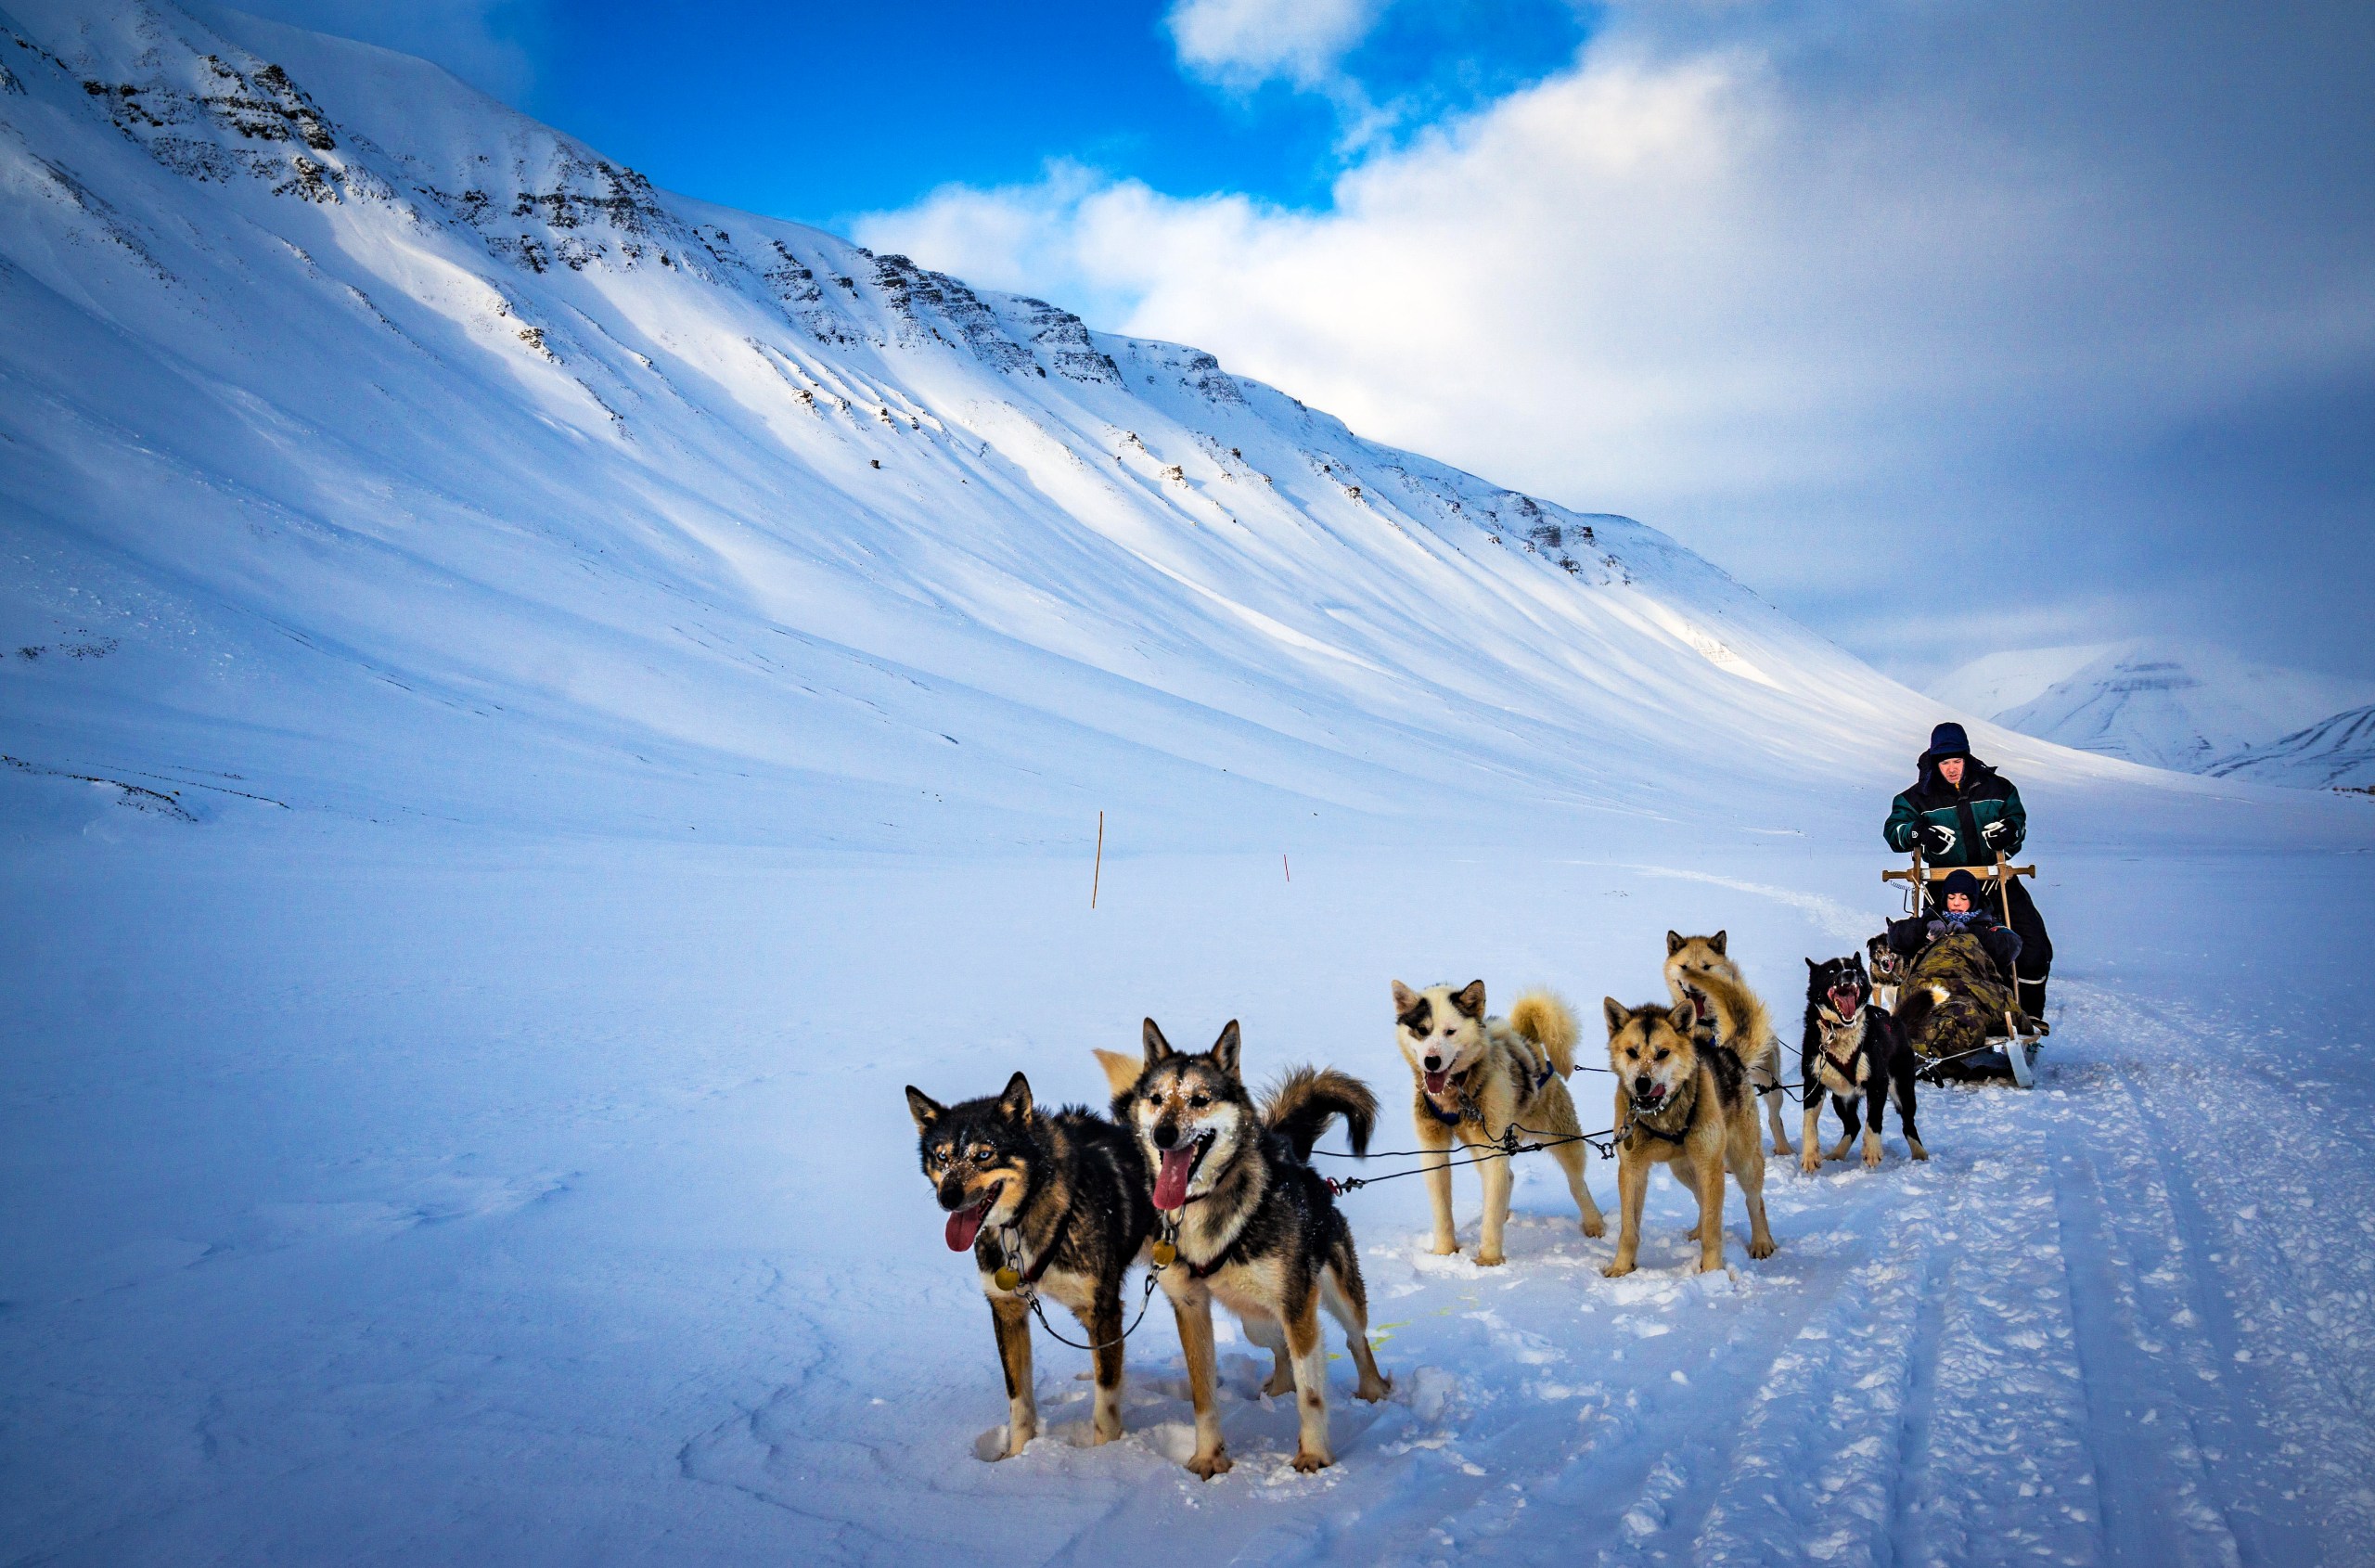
[302,0,1593,224]
[230,0,2375,688]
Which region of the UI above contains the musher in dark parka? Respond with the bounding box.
[1883,723,2053,1017]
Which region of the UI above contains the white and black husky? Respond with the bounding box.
[1098,1020,1388,1476]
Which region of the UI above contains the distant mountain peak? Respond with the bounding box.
[1931,640,2375,779]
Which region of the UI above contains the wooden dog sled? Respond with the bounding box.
[1881,851,2048,1087]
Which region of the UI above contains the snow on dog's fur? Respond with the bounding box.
[1663,931,1793,1156]
[1390,980,1603,1265]
[1098,1022,1386,1476]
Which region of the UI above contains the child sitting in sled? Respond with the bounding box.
[1885,868,2023,986]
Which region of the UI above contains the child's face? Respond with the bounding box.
[1945,893,1972,912]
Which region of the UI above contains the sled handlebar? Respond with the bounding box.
[1881,864,2035,884]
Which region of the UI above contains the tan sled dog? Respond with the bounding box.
[1601,996,1777,1275]
[1391,980,1604,1266]
[1664,932,1792,1156]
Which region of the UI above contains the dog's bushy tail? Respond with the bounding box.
[1264,1066,1378,1163]
[1508,989,1577,1078]
[1688,968,1770,1057]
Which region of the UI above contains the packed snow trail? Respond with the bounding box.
[5,829,2371,1566]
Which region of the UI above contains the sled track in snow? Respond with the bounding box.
[888,979,2375,1567]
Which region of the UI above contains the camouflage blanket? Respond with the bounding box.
[1897,931,2027,1061]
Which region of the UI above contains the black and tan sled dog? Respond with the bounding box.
[905,1073,1154,1459]
[1800,955,1928,1174]
[1600,997,1777,1275]
[1098,1021,1389,1476]
[1663,932,1793,1156]
[1391,980,1604,1265]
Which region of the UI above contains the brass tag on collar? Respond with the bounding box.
[1151,1240,1177,1267]
[993,1266,1021,1292]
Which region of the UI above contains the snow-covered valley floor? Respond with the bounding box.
[6,823,2370,1565]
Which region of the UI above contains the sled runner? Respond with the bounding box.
[1881,851,2048,1087]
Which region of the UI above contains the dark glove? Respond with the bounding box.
[1980,818,2011,848]
[1923,823,1957,855]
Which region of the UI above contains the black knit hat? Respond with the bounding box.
[1940,868,1983,904]
[1926,722,1970,758]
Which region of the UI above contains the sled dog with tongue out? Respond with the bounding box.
[1800,954,1926,1175]
[904,1072,1154,1459]
[1391,980,1604,1265]
[1097,1019,1388,1477]
[1600,995,1778,1276]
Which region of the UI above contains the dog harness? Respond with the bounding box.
[1817,1015,1871,1098]
[1423,1050,1555,1129]
[1619,1079,1697,1150]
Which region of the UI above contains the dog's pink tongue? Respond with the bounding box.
[1153,1147,1198,1212]
[944,1202,988,1253]
[1424,1069,1449,1096]
[1830,987,1861,1019]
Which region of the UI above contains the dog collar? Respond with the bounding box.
[993,1223,1060,1294]
[1153,1209,1236,1280]
[1422,1065,1482,1125]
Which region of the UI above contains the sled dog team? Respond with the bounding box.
[905,931,1926,1478]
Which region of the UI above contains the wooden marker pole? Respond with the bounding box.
[1283,853,1290,883]
[1091,811,1103,909]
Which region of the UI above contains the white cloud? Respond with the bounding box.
[1165,0,1386,92]
[857,2,2375,674]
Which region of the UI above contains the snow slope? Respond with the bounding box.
[0,0,2061,853]
[2211,704,2375,790]
[1983,645,2372,775]
[6,4,2375,1566]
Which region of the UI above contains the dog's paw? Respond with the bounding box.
[1263,1368,1296,1398]
[1475,1248,1506,1267]
[1601,1259,1636,1279]
[1862,1150,1882,1169]
[1354,1372,1391,1403]
[1749,1235,1777,1260]
[1772,1138,1794,1157]
[1908,1142,1931,1162]
[1799,1156,1820,1176]
[1697,1255,1727,1274]
[1580,1214,1607,1239]
[1186,1449,1233,1480]
[1291,1448,1333,1473]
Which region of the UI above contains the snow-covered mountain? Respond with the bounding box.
[1931,642,2372,777]
[1924,644,2117,723]
[0,0,2053,850]
[2211,705,2375,790]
